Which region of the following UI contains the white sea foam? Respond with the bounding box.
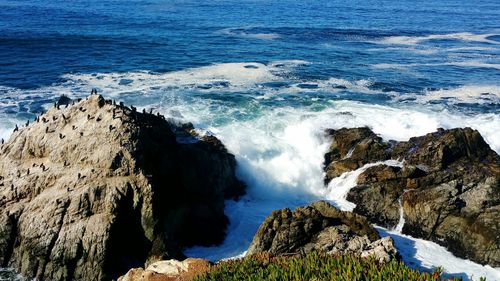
[393,197,405,233]
[218,27,280,40]
[410,85,500,105]
[371,61,500,70]
[371,63,414,70]
[278,77,379,96]
[378,227,500,281]
[446,61,500,70]
[55,62,385,101]
[368,47,439,55]
[375,32,500,45]
[62,61,305,94]
[368,45,498,56]
[447,46,498,52]
[324,160,403,211]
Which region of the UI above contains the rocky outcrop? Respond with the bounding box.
[324,127,500,266]
[0,94,245,281]
[323,127,392,183]
[247,201,399,263]
[118,258,210,281]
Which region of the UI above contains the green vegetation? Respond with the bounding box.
[195,252,464,281]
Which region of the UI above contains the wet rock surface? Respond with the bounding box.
[247,201,399,263]
[0,94,245,281]
[324,127,500,266]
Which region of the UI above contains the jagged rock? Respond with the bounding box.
[323,127,391,183]
[56,95,72,107]
[0,94,245,281]
[324,127,500,266]
[118,258,210,281]
[246,201,399,263]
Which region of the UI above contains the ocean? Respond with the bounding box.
[0,0,499,280]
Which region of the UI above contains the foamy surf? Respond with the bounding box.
[218,27,280,40]
[324,160,403,211]
[374,32,500,45]
[377,228,500,281]
[408,85,500,106]
[371,61,500,70]
[62,60,306,94]
[179,99,499,280]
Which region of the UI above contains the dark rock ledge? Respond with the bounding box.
[324,127,500,267]
[0,94,245,281]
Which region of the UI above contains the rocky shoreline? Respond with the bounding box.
[324,127,499,267]
[0,94,498,280]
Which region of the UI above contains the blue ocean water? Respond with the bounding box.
[0,0,499,280]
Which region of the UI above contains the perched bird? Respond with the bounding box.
[14,125,18,132]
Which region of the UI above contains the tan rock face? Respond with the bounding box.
[118,258,210,281]
[0,95,244,281]
[246,201,399,262]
